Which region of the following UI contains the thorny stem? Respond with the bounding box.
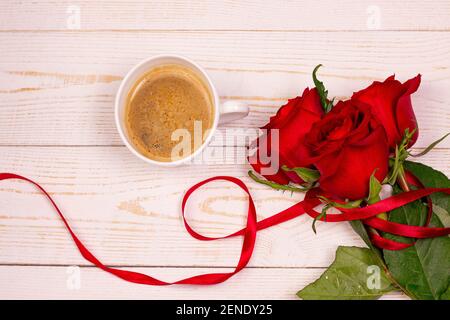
[397,165,410,192]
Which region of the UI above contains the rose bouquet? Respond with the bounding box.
[248,66,450,300]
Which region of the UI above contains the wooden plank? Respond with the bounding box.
[0,1,449,31]
[0,266,408,299]
[0,146,447,267]
[0,31,449,147]
[0,146,364,267]
[0,0,445,302]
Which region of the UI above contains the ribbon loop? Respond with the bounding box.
[1,172,449,286]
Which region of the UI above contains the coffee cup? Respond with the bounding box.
[115,54,249,166]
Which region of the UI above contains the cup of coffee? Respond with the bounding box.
[115,55,249,166]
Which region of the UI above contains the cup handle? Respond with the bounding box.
[218,100,249,125]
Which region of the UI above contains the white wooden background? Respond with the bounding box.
[0,0,449,299]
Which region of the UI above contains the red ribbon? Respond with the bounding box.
[1,172,449,285]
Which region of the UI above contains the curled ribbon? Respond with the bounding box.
[1,172,449,285]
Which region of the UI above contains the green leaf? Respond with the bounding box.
[282,165,320,184]
[367,172,382,204]
[350,221,383,260]
[297,246,395,300]
[404,161,449,210]
[433,204,450,228]
[367,172,388,221]
[312,64,333,113]
[441,286,450,300]
[383,161,450,300]
[312,204,330,234]
[408,133,449,158]
[247,170,307,192]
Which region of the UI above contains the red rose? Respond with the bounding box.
[249,88,323,184]
[305,100,389,200]
[352,75,421,149]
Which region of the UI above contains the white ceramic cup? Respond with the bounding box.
[115,54,249,166]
